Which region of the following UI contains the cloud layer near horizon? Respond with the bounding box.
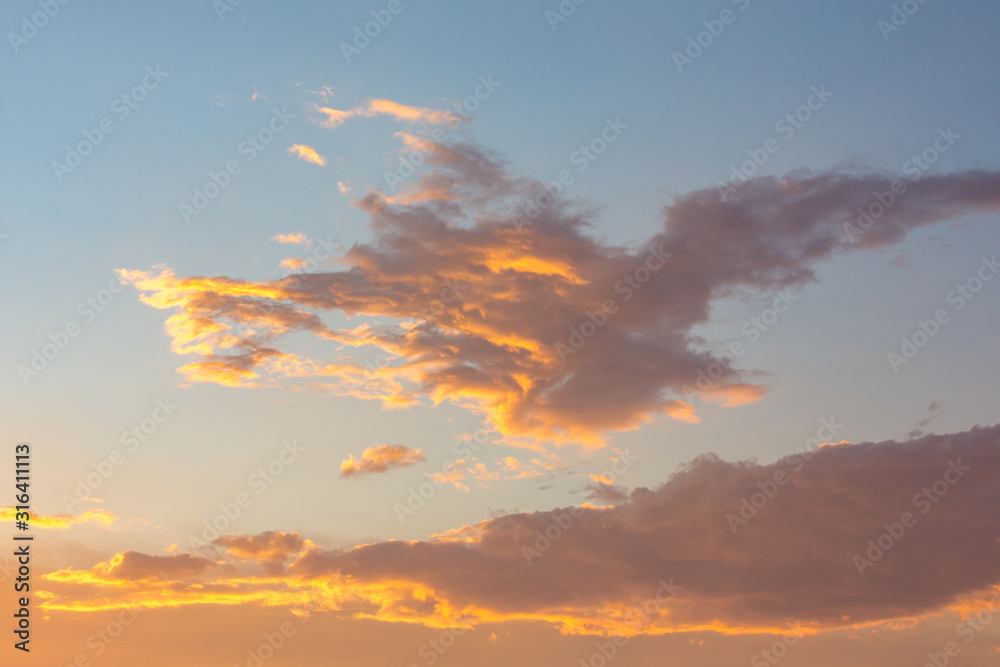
[42,425,1000,636]
[118,135,1000,444]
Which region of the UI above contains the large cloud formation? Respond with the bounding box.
[119,133,1000,444]
[43,426,1000,636]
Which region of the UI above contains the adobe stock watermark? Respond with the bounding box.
[887,254,997,373]
[236,606,322,667]
[555,246,671,361]
[362,351,397,377]
[279,236,340,275]
[214,0,244,21]
[384,75,501,192]
[405,615,476,667]
[716,85,833,201]
[418,279,466,320]
[61,398,179,512]
[681,288,799,401]
[17,275,125,385]
[55,602,144,667]
[8,0,72,54]
[726,417,842,534]
[852,458,970,576]
[878,0,933,41]
[905,587,1000,667]
[577,578,683,667]
[189,439,306,554]
[394,427,495,523]
[749,623,808,667]
[179,107,295,223]
[509,117,628,231]
[545,0,589,31]
[672,0,753,73]
[51,65,169,182]
[920,587,1000,666]
[842,127,960,243]
[340,0,416,63]
[522,450,638,565]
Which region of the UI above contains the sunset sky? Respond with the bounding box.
[2,1,999,665]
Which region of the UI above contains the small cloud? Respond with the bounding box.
[272,232,308,245]
[366,99,455,125]
[214,531,310,563]
[308,104,359,129]
[906,401,948,440]
[338,180,352,196]
[818,440,853,448]
[583,482,629,505]
[0,507,116,530]
[587,474,614,485]
[307,98,457,130]
[700,383,767,407]
[500,457,523,472]
[340,444,426,478]
[467,462,500,484]
[665,401,700,424]
[287,144,327,166]
[299,85,335,102]
[215,93,232,107]
[250,86,268,102]
[430,466,470,492]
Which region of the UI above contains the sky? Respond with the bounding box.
[1,0,999,665]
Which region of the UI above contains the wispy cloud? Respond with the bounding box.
[0,507,116,529]
[287,144,327,166]
[272,232,308,245]
[906,400,947,440]
[308,99,459,129]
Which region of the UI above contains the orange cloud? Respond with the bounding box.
[340,444,426,478]
[307,99,458,129]
[272,232,308,245]
[699,383,767,407]
[287,144,327,166]
[38,426,1000,637]
[366,99,455,125]
[214,531,312,563]
[118,138,1000,446]
[0,507,115,529]
[429,460,470,492]
[308,105,357,129]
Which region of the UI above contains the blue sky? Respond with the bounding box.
[5,0,998,540]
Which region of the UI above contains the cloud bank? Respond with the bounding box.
[43,426,1000,636]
